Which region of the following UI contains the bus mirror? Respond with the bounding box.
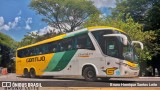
[103,34,128,45]
[131,41,144,50]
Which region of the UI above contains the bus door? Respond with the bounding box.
[104,37,121,76]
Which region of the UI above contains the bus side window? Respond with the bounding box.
[86,38,95,50]
[61,46,64,51]
[64,38,73,51]
[42,45,45,54]
[18,50,22,57]
[38,45,42,54]
[59,42,64,52]
[76,35,85,49]
[61,41,65,51]
[35,47,39,55]
[42,44,47,54]
[53,48,56,53]
[26,49,30,57]
[29,48,33,56]
[56,42,61,52]
[76,34,95,50]
[35,47,38,55]
[76,44,81,49]
[49,42,57,53]
[106,40,119,58]
[57,41,64,52]
[19,51,22,57]
[32,48,35,55]
[23,49,26,57]
[36,45,43,55]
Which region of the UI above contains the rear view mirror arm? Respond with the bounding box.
[103,34,128,45]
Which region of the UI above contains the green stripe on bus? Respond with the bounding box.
[64,29,88,38]
[74,30,88,36]
[44,52,65,71]
[64,34,74,38]
[52,50,77,71]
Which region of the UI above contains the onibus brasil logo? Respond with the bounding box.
[1,82,42,90]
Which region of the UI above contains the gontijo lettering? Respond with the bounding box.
[26,56,45,63]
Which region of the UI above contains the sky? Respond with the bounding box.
[0,0,116,41]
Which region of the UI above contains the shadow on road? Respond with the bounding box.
[17,75,136,83]
[15,76,139,87]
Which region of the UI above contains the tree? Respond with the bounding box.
[145,1,160,30]
[30,0,99,32]
[83,14,106,27]
[84,13,160,75]
[0,32,17,70]
[111,1,160,75]
[112,0,160,30]
[84,13,157,61]
[112,0,150,22]
[18,34,36,47]
[18,29,59,47]
[84,13,159,76]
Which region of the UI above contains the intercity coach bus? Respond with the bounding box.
[16,26,143,81]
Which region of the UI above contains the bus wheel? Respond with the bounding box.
[83,66,97,81]
[23,68,30,78]
[30,68,36,78]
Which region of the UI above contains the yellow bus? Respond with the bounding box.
[16,26,143,81]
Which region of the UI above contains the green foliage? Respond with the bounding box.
[21,0,99,47]
[30,0,99,32]
[18,30,59,47]
[0,32,17,68]
[110,0,160,62]
[83,14,106,27]
[18,34,36,47]
[84,13,157,61]
[145,1,160,30]
[112,0,150,23]
[112,0,160,31]
[0,32,17,49]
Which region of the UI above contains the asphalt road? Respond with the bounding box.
[0,73,160,89]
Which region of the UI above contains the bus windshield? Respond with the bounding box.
[122,41,139,63]
[91,29,139,63]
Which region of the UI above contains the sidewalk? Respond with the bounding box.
[139,77,160,78]
[0,87,160,90]
[25,87,160,90]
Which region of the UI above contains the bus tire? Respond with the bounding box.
[23,68,30,78]
[30,68,36,78]
[82,66,97,81]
